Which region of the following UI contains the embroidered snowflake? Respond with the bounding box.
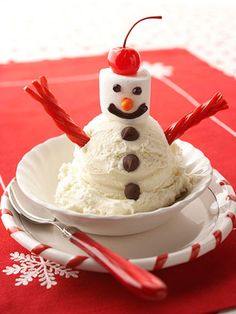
[142,61,173,79]
[2,252,79,289]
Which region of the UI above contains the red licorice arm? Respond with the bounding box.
[24,76,90,147]
[165,92,228,145]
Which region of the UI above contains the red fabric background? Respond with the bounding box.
[0,49,235,313]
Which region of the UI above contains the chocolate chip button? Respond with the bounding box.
[124,183,140,200]
[123,154,140,172]
[121,127,139,141]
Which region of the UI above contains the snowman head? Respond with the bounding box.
[99,16,162,124]
[99,67,151,124]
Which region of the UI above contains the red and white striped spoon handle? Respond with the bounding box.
[64,227,167,300]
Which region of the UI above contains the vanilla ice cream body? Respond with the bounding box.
[55,113,193,215]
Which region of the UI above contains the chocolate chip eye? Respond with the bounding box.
[113,84,121,92]
[132,87,142,95]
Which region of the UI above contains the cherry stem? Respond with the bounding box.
[123,16,162,48]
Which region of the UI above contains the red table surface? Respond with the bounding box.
[0,49,235,314]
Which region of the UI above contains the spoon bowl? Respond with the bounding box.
[8,179,168,301]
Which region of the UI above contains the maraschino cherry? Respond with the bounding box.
[108,16,162,76]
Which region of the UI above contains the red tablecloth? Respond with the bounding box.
[0,49,235,314]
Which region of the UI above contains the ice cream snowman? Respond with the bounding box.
[62,16,192,214]
[24,16,227,215]
[96,16,172,202]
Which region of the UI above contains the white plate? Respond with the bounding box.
[1,170,235,272]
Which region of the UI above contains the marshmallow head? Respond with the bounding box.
[99,67,151,124]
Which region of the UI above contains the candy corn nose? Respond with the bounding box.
[121,97,134,111]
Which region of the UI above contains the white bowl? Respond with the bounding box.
[16,135,212,236]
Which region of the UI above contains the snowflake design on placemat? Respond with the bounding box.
[2,252,79,289]
[142,62,173,79]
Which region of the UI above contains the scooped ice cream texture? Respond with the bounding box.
[55,114,194,215]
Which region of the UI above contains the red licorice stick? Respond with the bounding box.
[24,76,90,147]
[165,92,228,145]
[68,229,167,300]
